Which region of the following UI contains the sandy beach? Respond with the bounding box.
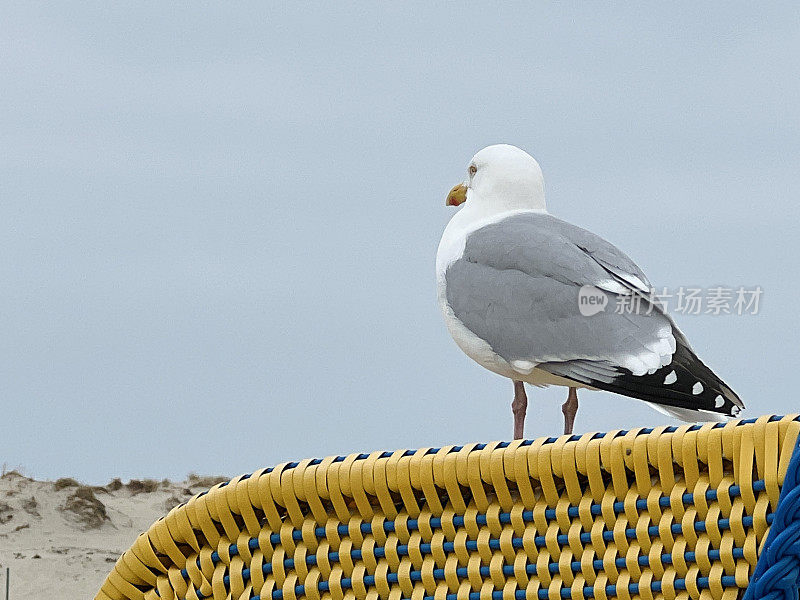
[0,469,227,600]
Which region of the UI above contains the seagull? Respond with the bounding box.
[436,144,743,439]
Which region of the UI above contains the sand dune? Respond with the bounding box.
[0,470,227,599]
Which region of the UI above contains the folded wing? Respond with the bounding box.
[444,212,742,419]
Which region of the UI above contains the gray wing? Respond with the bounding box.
[445,212,742,417]
[536,213,652,295]
[446,212,667,369]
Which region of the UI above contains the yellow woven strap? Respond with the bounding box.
[96,415,800,600]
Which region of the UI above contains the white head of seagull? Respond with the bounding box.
[446,144,546,215]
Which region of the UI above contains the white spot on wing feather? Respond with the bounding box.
[511,360,537,375]
[596,279,629,295]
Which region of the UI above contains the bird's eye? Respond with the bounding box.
[469,165,477,176]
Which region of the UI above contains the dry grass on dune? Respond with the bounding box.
[0,469,230,600]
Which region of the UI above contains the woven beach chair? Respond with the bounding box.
[96,415,800,600]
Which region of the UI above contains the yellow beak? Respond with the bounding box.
[446,183,467,207]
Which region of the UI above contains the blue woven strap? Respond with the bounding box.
[744,435,800,600]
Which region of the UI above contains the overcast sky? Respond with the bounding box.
[2,4,799,484]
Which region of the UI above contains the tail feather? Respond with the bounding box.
[540,334,743,421]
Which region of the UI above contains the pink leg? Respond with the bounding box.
[512,380,528,439]
[562,387,579,435]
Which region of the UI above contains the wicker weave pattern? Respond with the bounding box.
[96,415,800,600]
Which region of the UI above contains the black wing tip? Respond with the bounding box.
[541,356,744,418]
[610,361,743,417]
